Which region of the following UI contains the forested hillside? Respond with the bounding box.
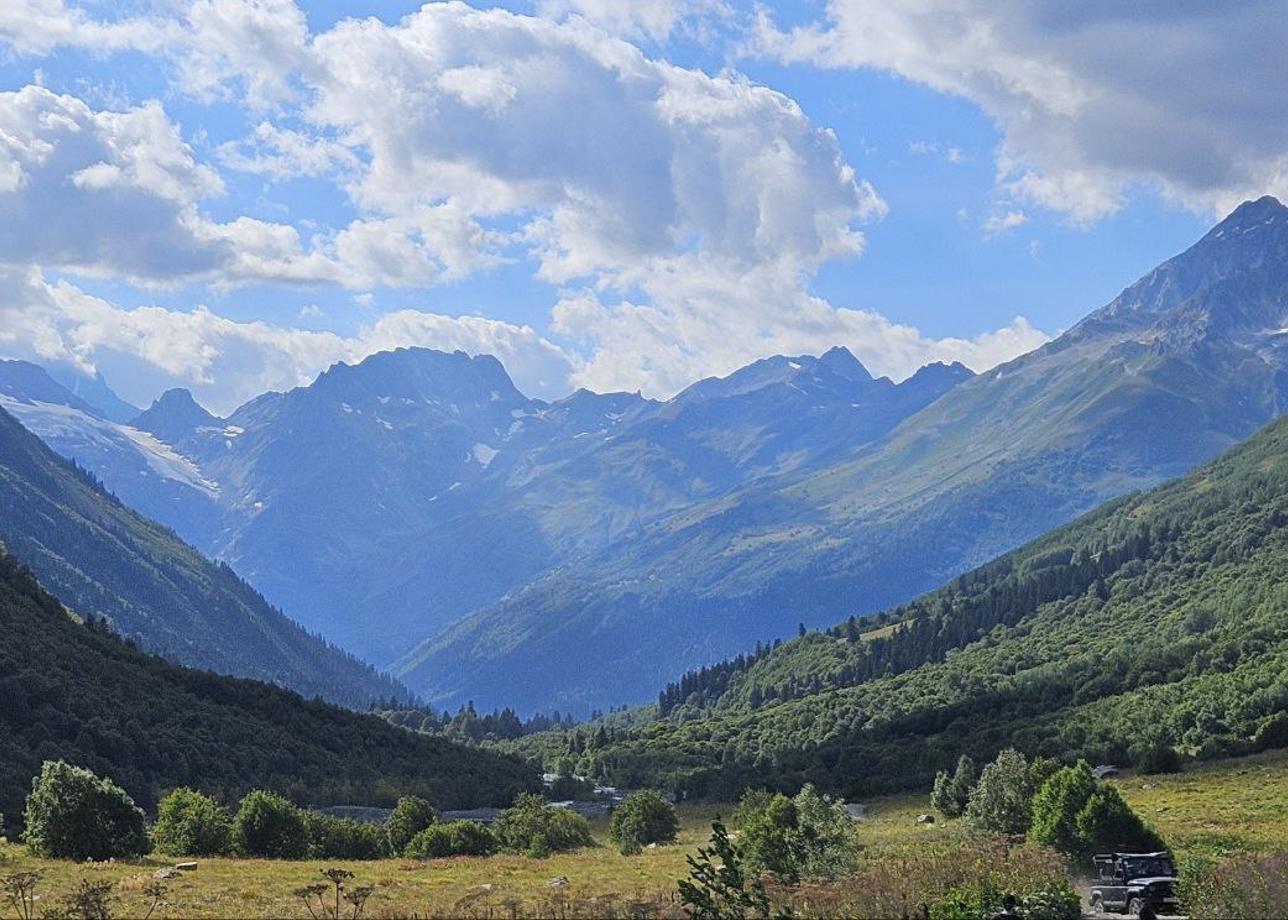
[0,545,537,833]
[514,410,1288,798]
[0,407,405,707]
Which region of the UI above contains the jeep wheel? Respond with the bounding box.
[1127,897,1145,917]
[1090,894,1104,915]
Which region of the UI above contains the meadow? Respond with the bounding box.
[3,751,1287,919]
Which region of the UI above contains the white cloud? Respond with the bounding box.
[552,266,1049,397]
[216,121,357,179]
[0,267,578,413]
[0,0,177,56]
[535,0,730,42]
[0,86,229,283]
[759,1,1288,221]
[0,1,1052,403]
[982,210,1028,237]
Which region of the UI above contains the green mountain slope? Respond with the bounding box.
[404,196,1288,715]
[516,408,1288,798]
[0,544,537,830]
[0,407,406,708]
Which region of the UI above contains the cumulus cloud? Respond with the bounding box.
[0,267,578,413]
[759,1,1288,221]
[0,1,1052,404]
[535,0,729,42]
[982,210,1028,237]
[553,271,1048,396]
[0,0,177,56]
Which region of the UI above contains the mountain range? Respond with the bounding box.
[401,196,1288,712]
[7,196,1288,717]
[0,401,405,708]
[0,341,971,677]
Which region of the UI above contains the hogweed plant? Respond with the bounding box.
[58,878,115,920]
[2,871,41,920]
[296,868,373,920]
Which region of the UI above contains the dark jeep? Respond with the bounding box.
[1090,851,1180,916]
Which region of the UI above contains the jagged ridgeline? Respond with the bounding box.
[520,409,1288,799]
[0,545,538,831]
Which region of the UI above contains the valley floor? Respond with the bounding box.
[3,751,1285,918]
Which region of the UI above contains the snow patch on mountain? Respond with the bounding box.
[0,398,219,496]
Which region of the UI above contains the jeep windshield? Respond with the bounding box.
[1122,857,1174,879]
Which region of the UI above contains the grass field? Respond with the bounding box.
[1110,749,1288,858]
[3,751,1286,918]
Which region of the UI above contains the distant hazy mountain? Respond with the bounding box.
[0,404,408,707]
[401,196,1288,713]
[132,387,222,445]
[0,361,224,541]
[45,364,141,424]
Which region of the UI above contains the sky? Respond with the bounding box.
[0,1,1281,415]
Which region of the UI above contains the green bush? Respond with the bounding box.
[609,790,679,855]
[232,790,307,859]
[965,749,1058,835]
[735,784,857,883]
[385,795,436,856]
[740,793,802,881]
[22,760,148,860]
[494,794,594,858]
[789,784,858,880]
[931,880,1080,920]
[929,880,1002,920]
[731,789,775,829]
[1253,712,1288,752]
[931,755,977,819]
[404,821,497,858]
[303,812,388,860]
[152,788,232,856]
[1021,882,1083,920]
[678,819,775,920]
[1074,786,1164,854]
[1031,763,1162,856]
[1133,742,1183,774]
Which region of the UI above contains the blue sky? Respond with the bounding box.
[0,0,1278,414]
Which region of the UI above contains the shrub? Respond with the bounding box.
[385,796,436,856]
[965,748,1056,835]
[931,755,977,819]
[22,761,148,860]
[678,819,776,920]
[232,791,307,859]
[1133,742,1183,774]
[151,789,232,856]
[494,794,594,858]
[731,789,775,829]
[303,813,387,860]
[1030,763,1097,855]
[739,793,802,881]
[735,785,857,883]
[404,821,497,858]
[790,784,858,880]
[609,790,679,855]
[1074,786,1164,854]
[933,880,1080,920]
[1031,763,1162,856]
[1253,712,1288,752]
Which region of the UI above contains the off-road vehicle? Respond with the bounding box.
[1090,851,1179,916]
